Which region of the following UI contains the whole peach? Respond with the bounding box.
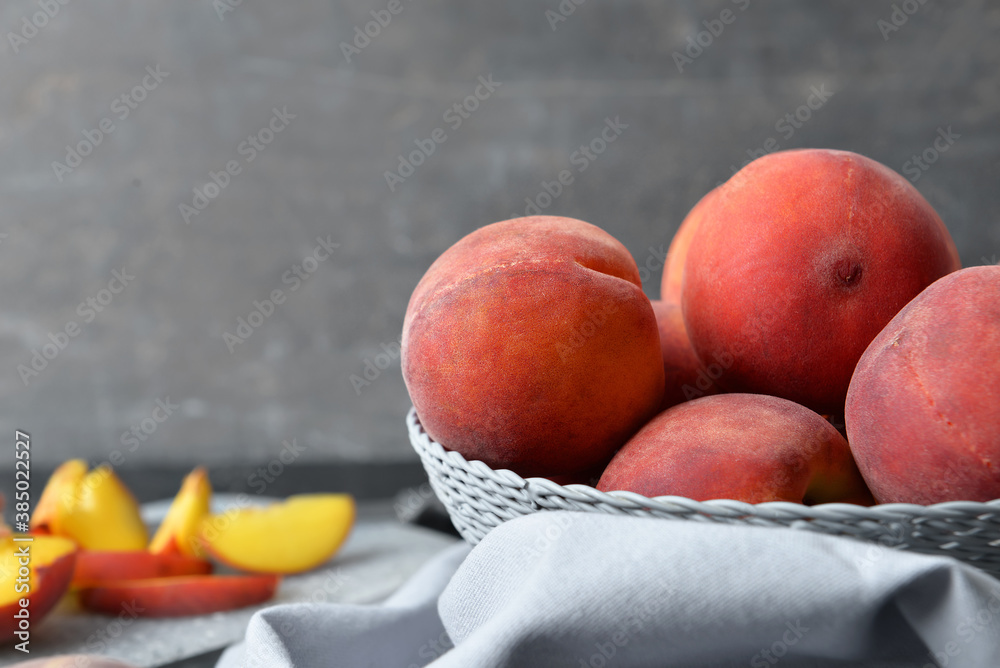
[660,187,717,304]
[403,217,664,478]
[846,266,1000,504]
[597,393,874,505]
[650,299,725,409]
[682,149,960,414]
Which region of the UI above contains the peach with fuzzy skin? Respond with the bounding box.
[846,266,1000,504]
[403,216,664,478]
[597,394,874,505]
[682,149,960,414]
[660,188,717,304]
[650,300,723,409]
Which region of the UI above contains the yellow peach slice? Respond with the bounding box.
[55,465,148,551]
[31,459,88,534]
[149,467,212,557]
[199,494,354,574]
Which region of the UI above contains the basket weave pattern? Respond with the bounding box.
[408,407,1000,578]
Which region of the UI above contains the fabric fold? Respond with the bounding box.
[220,512,1000,668]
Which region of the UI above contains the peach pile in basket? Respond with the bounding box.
[402,149,999,507]
[1,464,354,642]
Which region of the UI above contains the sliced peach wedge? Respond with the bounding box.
[0,534,78,642]
[30,459,88,535]
[149,467,212,558]
[50,465,148,551]
[199,494,355,574]
[78,574,280,617]
[72,551,212,589]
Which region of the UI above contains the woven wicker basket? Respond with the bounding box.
[407,407,1000,578]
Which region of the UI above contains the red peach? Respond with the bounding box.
[682,149,960,414]
[403,216,664,478]
[846,266,1000,504]
[597,393,874,505]
[660,187,717,304]
[650,300,723,409]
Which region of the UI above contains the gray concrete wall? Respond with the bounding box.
[1,0,998,468]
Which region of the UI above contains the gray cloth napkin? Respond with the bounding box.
[218,511,1000,667]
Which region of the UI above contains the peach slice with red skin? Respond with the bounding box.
[72,550,212,588]
[0,534,78,643]
[199,494,355,574]
[79,574,279,617]
[149,467,212,557]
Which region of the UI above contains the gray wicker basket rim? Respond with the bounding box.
[408,406,1000,578]
[408,407,1000,520]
